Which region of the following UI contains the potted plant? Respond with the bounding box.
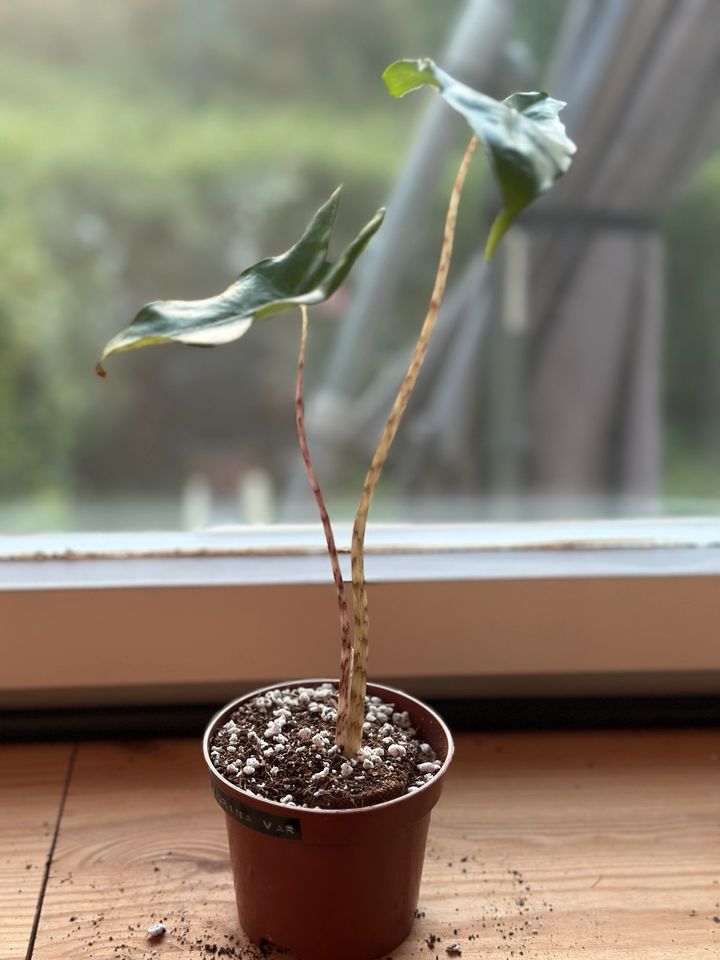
[98,58,575,960]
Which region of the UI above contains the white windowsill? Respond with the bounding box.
[2,519,719,708]
[1,518,719,590]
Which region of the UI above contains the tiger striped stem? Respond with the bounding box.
[294,305,352,747]
[340,134,478,757]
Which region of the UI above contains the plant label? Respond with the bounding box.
[211,780,303,840]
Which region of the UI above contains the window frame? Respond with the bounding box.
[2,519,719,710]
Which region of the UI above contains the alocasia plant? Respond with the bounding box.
[99,59,575,760]
[98,189,385,751]
[337,60,577,755]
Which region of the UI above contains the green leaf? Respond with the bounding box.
[97,188,385,374]
[383,59,576,259]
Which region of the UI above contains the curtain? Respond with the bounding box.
[338,0,720,512]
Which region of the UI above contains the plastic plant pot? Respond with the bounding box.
[203,679,454,960]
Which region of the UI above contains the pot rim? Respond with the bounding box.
[203,678,454,819]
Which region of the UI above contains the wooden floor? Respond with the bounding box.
[2,730,719,959]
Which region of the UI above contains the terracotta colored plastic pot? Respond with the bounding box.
[203,679,454,960]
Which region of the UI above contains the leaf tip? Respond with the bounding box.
[369,205,386,229]
[382,57,439,98]
[484,208,513,262]
[95,361,108,379]
[381,60,401,95]
[317,185,343,225]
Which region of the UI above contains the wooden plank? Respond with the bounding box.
[419,729,720,959]
[31,730,720,959]
[30,739,239,960]
[0,743,73,959]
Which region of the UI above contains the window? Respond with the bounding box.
[1,1,718,531]
[2,2,719,708]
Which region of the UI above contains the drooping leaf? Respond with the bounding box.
[382,58,576,259]
[97,188,385,374]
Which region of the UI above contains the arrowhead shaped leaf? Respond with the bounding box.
[97,188,385,374]
[383,58,576,259]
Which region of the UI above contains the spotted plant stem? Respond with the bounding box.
[295,305,353,747]
[340,134,478,757]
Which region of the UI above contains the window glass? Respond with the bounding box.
[0,0,717,532]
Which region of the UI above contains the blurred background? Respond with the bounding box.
[0,0,718,533]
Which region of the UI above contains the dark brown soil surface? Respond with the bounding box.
[209,683,442,810]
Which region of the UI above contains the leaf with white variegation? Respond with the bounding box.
[382,58,576,259]
[97,188,385,375]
